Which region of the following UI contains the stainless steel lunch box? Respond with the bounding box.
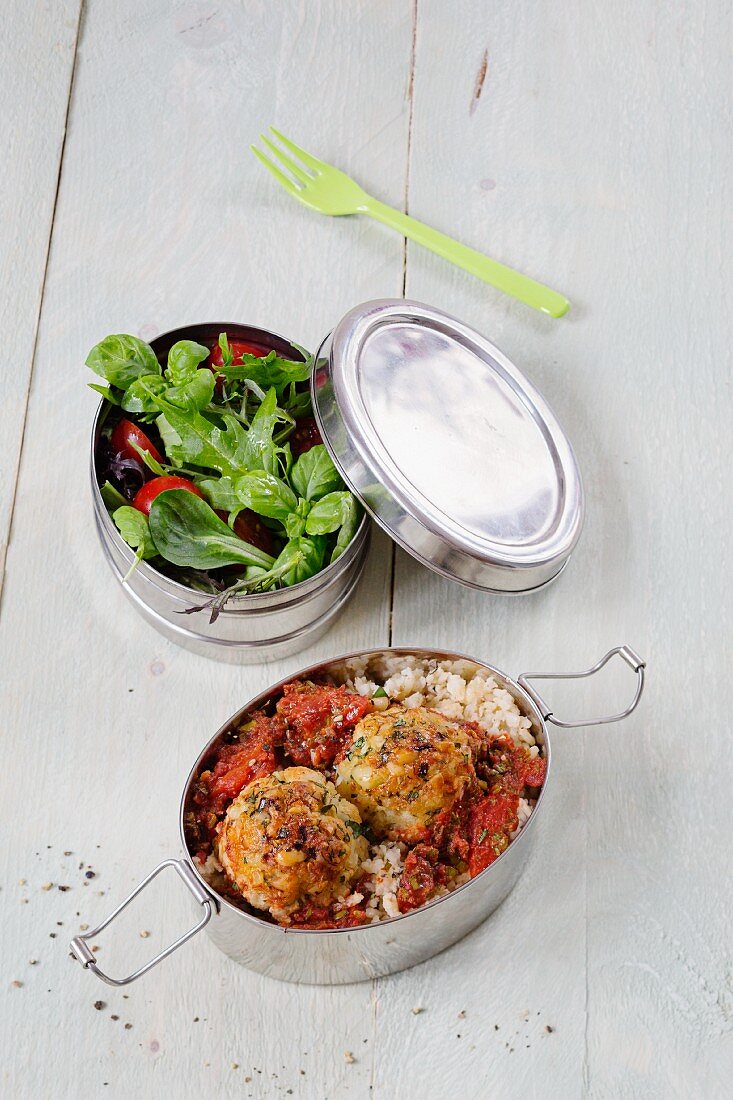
[313,301,584,594]
[70,644,645,987]
[91,323,370,664]
[91,302,584,662]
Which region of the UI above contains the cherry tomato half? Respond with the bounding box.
[110,418,163,466]
[290,416,323,457]
[209,339,272,369]
[214,509,275,557]
[133,476,203,516]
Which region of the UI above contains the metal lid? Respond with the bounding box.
[312,299,584,593]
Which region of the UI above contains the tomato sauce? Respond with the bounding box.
[288,902,371,930]
[483,732,547,793]
[396,845,444,913]
[276,681,373,767]
[189,711,283,856]
[467,791,520,876]
[430,800,471,866]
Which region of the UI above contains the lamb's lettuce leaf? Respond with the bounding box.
[147,490,274,570]
[290,445,343,501]
[233,470,298,521]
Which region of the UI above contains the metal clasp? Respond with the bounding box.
[69,859,214,987]
[518,644,646,729]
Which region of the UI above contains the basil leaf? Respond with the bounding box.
[148,489,274,570]
[234,470,298,521]
[89,383,122,406]
[331,496,361,561]
[100,480,128,510]
[113,505,157,565]
[285,514,306,539]
[165,368,215,413]
[197,476,240,513]
[87,335,160,389]
[122,374,168,415]
[285,499,311,539]
[166,340,210,385]
[273,536,325,586]
[305,490,353,535]
[290,445,342,501]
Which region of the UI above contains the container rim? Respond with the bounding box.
[89,318,369,610]
[178,644,551,936]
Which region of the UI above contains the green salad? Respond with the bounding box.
[89,331,361,620]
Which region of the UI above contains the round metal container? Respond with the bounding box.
[313,300,584,592]
[70,644,645,988]
[90,323,370,664]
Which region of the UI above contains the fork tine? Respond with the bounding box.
[269,127,325,175]
[260,135,312,185]
[250,145,299,196]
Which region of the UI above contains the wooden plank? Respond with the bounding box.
[0,0,81,587]
[0,2,413,1097]
[4,1,732,1096]
[384,1,733,1097]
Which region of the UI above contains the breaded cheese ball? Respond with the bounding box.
[334,706,475,843]
[217,766,368,921]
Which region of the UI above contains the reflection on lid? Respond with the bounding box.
[357,325,561,546]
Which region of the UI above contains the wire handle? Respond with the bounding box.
[69,859,214,987]
[518,645,646,729]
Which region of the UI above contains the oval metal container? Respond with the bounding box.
[313,300,584,593]
[90,323,370,664]
[70,644,645,987]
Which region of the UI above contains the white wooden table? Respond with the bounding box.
[2,3,731,1097]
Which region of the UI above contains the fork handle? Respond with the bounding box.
[363,199,569,317]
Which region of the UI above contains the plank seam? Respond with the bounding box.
[369,979,379,1095]
[401,0,418,299]
[387,0,419,651]
[583,728,590,1094]
[0,0,85,605]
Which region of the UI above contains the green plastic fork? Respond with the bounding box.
[252,127,569,318]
